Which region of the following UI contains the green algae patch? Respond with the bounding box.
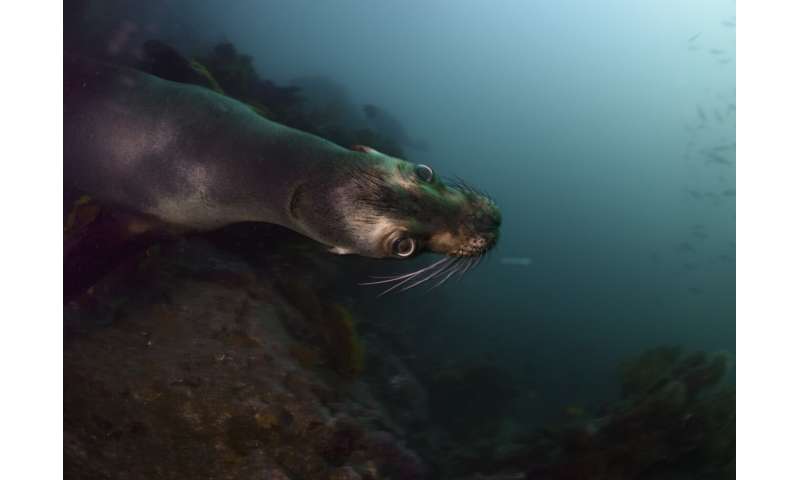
[321,304,365,378]
[276,278,366,378]
[64,195,101,235]
[189,59,225,94]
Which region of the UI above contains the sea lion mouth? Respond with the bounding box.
[451,236,497,257]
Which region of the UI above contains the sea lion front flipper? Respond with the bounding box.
[64,204,171,303]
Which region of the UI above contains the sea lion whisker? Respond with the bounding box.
[470,253,485,272]
[377,278,418,297]
[377,257,458,296]
[427,258,466,291]
[457,256,477,279]
[372,269,432,296]
[360,274,416,285]
[451,177,485,200]
[367,273,421,280]
[359,256,452,285]
[397,256,460,293]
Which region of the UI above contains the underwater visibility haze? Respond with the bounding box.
[64,1,736,478]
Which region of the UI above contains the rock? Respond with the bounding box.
[64,237,427,479]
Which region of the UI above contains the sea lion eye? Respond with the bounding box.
[414,164,434,182]
[391,236,416,257]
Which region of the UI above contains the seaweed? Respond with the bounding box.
[276,278,365,378]
[195,42,302,121]
[320,304,365,378]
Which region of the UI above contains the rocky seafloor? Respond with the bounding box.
[64,227,433,480]
[64,226,735,480]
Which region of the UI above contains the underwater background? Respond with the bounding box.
[64,1,735,478]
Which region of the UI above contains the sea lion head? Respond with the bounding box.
[314,146,501,260]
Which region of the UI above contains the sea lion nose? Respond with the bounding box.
[479,208,502,232]
[490,210,502,229]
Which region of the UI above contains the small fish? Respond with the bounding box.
[696,105,707,122]
[688,287,704,295]
[692,230,709,239]
[703,151,733,166]
[389,374,411,389]
[722,19,736,28]
[500,257,532,266]
[714,109,723,123]
[687,32,702,42]
[712,142,736,152]
[722,188,736,197]
[709,48,726,55]
[676,242,695,253]
[683,188,703,200]
[564,405,586,418]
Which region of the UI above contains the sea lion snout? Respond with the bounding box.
[424,192,501,258]
[472,202,502,238]
[456,191,501,256]
[481,205,502,231]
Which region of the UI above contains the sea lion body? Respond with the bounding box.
[64,55,500,261]
[65,56,351,241]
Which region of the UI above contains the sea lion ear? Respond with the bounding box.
[351,144,377,154]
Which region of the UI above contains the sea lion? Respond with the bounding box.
[64,54,501,292]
